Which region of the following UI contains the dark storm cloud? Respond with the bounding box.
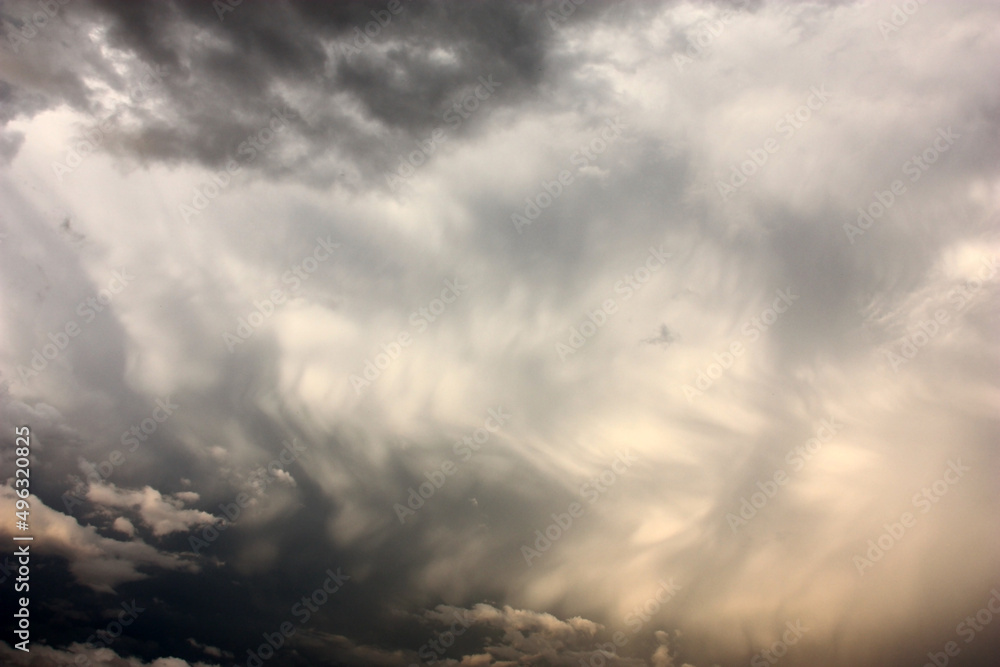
[1,0,632,185]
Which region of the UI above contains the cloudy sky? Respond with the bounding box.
[1,0,999,666]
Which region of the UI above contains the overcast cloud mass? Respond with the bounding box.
[1,0,999,666]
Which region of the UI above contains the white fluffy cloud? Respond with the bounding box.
[86,483,217,537]
[0,641,220,667]
[0,485,199,593]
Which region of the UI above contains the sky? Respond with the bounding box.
[0,0,999,666]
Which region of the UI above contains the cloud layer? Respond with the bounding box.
[1,0,999,665]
